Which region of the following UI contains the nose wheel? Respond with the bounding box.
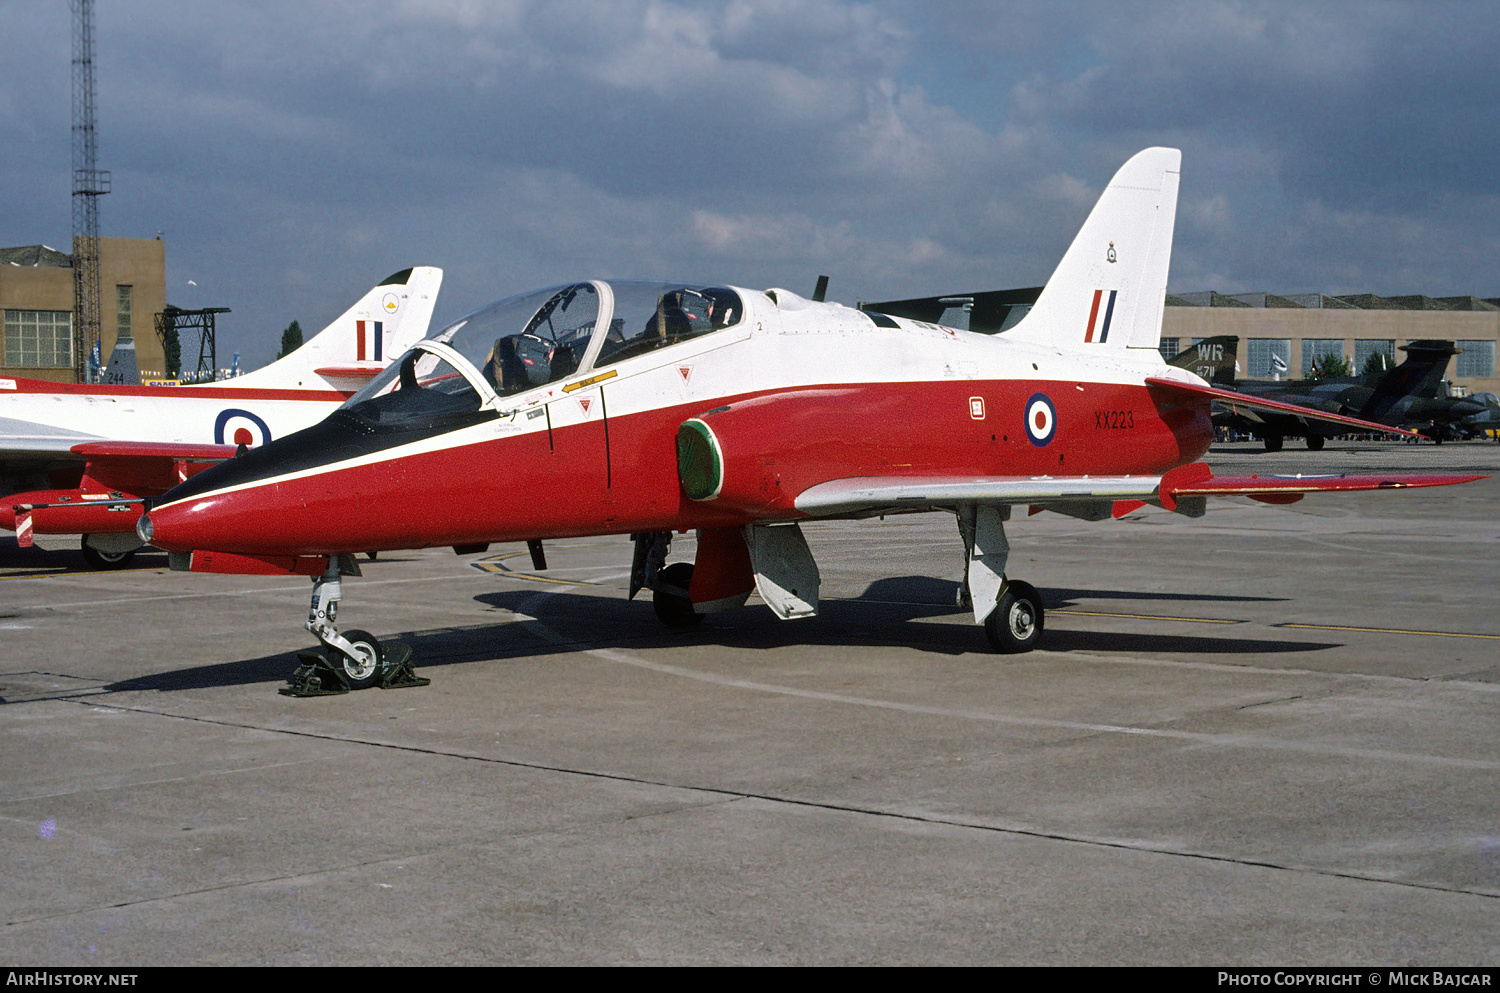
[332,628,384,689]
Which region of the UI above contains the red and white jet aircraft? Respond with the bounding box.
[1,267,441,567]
[136,149,1480,683]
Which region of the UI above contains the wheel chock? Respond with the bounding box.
[375,641,429,690]
[278,640,428,697]
[280,650,351,697]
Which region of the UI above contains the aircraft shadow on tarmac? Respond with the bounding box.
[847,575,1285,609]
[1042,585,1287,606]
[0,546,170,576]
[469,577,1331,660]
[98,577,1330,696]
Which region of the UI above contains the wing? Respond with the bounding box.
[67,441,239,495]
[71,441,239,460]
[3,441,241,544]
[1164,468,1487,503]
[311,366,386,381]
[794,474,1164,520]
[794,462,1486,520]
[0,413,103,461]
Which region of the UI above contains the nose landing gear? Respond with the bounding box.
[281,557,429,696]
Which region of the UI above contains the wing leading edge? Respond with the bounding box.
[794,462,1486,520]
[793,474,1164,519]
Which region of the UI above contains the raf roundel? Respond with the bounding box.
[214,408,273,448]
[1024,393,1056,447]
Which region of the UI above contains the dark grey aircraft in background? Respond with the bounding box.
[1214,340,1487,449]
[1456,392,1500,441]
[1167,335,1239,386]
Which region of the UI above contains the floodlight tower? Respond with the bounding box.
[71,0,110,383]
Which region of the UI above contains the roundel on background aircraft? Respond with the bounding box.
[214,408,273,447]
[1024,393,1056,447]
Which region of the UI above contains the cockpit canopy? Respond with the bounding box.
[340,280,746,427]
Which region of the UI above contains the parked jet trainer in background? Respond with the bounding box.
[135,149,1481,686]
[1,267,442,567]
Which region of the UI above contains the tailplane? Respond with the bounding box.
[1004,147,1181,355]
[225,267,443,390]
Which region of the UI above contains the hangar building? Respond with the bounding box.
[1162,292,1500,396]
[1,238,167,384]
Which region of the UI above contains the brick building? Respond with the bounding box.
[1,237,168,384]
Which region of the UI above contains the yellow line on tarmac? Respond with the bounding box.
[470,549,602,587]
[1051,609,1240,625]
[1278,622,1500,641]
[474,550,531,565]
[469,564,595,587]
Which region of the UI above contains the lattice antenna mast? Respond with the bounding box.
[71,0,110,383]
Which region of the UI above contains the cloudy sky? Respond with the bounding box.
[6,0,1500,369]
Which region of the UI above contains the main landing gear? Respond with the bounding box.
[80,534,137,570]
[956,505,1046,654]
[632,513,1047,655]
[652,561,703,628]
[281,557,429,697]
[631,531,703,628]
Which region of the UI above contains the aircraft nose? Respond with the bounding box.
[139,413,408,557]
[139,402,498,558]
[137,486,248,553]
[139,428,313,553]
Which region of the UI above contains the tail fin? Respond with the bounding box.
[101,339,141,385]
[1359,340,1459,420]
[225,267,443,390]
[1004,147,1180,355]
[1169,335,1240,385]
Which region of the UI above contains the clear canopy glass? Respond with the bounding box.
[341,280,746,419]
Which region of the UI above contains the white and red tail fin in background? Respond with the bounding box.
[224,266,443,390]
[1004,147,1180,355]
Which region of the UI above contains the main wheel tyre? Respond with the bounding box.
[984,581,1044,654]
[1263,433,1283,452]
[653,562,703,628]
[336,629,384,689]
[1306,433,1325,451]
[81,538,135,570]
